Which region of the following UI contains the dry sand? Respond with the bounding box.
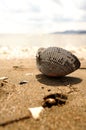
[0,58,86,130]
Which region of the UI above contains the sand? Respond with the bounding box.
[0,58,86,130]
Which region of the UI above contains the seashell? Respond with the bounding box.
[0,77,8,81]
[36,47,81,77]
[28,106,44,119]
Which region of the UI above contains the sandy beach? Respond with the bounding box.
[0,58,86,130]
[0,0,86,129]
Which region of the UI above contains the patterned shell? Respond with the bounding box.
[36,47,81,77]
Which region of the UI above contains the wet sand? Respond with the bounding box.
[0,58,86,130]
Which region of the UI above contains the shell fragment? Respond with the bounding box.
[28,106,44,120]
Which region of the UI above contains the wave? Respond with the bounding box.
[0,45,86,60]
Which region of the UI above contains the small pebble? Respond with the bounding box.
[19,80,28,85]
[13,66,19,69]
[48,89,51,92]
[43,98,57,108]
[41,86,44,89]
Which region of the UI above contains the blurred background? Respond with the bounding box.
[0,0,86,33]
[0,0,86,59]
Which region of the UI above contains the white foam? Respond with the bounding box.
[0,34,86,59]
[0,46,38,59]
[0,45,86,59]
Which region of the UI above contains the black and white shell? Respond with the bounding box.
[36,47,80,77]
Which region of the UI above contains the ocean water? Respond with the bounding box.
[0,34,86,59]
